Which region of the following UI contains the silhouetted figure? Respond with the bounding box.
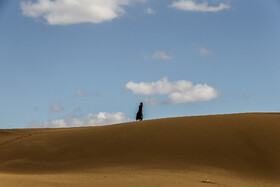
[136,102,143,121]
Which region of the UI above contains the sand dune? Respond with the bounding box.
[0,113,280,186]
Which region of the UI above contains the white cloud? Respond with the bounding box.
[75,90,100,97]
[73,107,82,113]
[144,97,160,106]
[29,112,130,128]
[170,0,230,12]
[126,77,220,104]
[21,0,144,25]
[191,43,213,56]
[198,47,211,56]
[76,90,87,97]
[151,51,174,60]
[145,7,156,14]
[144,97,170,106]
[49,102,64,112]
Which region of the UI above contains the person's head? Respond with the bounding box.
[140,102,143,106]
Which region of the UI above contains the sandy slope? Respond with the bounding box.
[0,113,280,186]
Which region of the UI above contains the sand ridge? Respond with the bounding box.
[0,113,280,186]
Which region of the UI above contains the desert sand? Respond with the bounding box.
[0,113,280,186]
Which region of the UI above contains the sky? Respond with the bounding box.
[0,0,280,129]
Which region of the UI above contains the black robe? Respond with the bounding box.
[136,103,143,121]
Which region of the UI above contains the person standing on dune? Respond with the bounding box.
[136,102,143,121]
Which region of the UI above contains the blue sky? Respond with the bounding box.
[0,0,280,129]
